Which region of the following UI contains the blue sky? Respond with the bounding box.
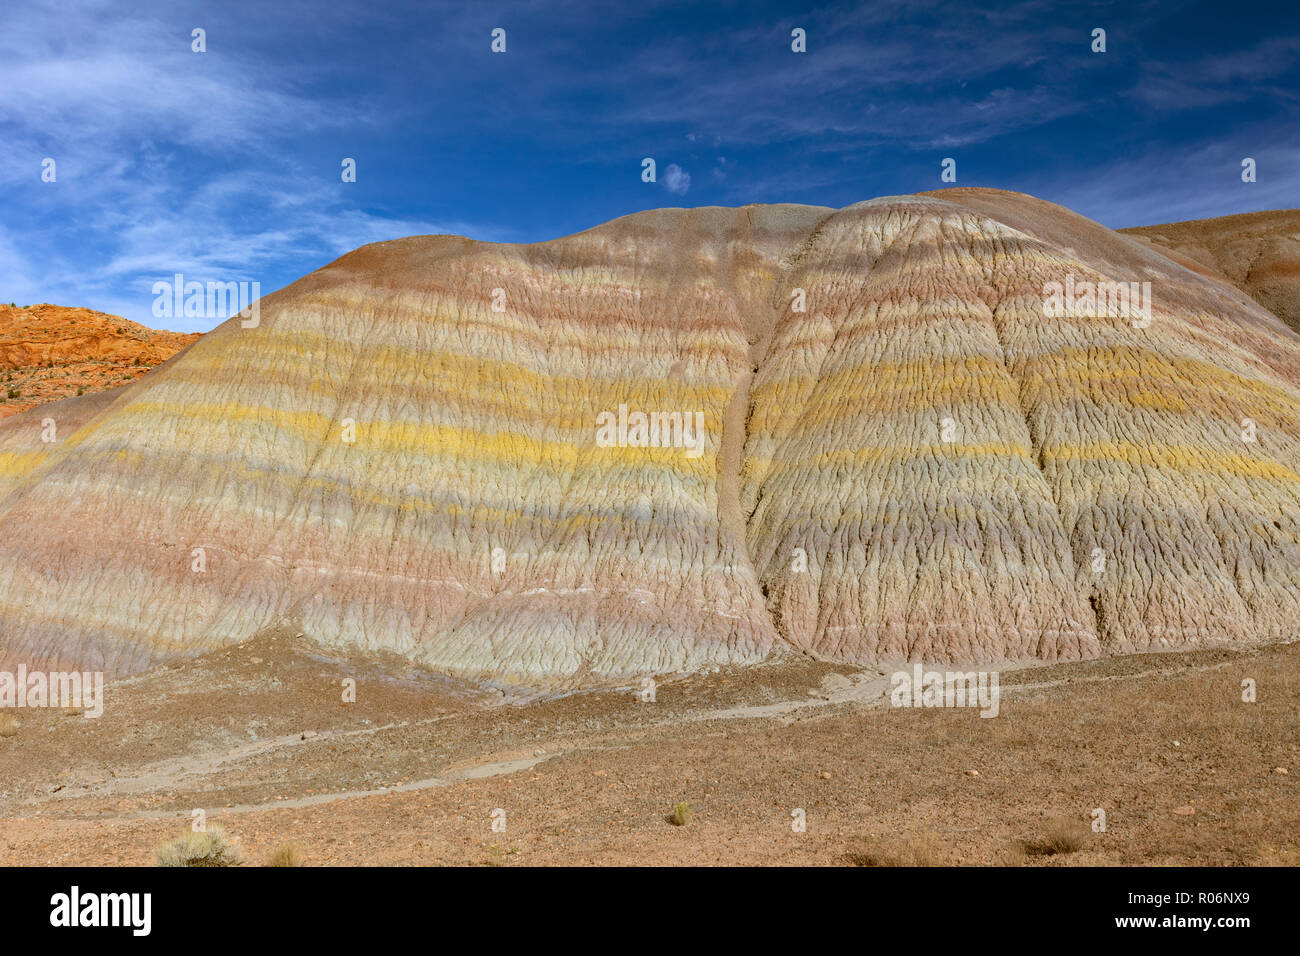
[2,0,1297,331]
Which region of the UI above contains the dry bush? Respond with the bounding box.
[155,825,243,867]
[1024,816,1091,856]
[669,802,693,826]
[848,830,947,867]
[264,841,306,867]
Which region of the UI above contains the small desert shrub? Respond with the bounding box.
[76,387,85,396]
[0,713,18,737]
[264,841,305,867]
[848,830,946,867]
[156,824,243,867]
[6,389,18,399]
[1024,816,1090,857]
[669,802,693,826]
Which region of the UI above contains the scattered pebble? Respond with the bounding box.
[1173,805,1195,816]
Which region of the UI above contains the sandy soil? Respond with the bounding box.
[0,634,1295,866]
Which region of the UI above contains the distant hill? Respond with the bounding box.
[1122,210,1300,335]
[0,303,200,418]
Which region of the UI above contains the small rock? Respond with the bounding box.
[1275,767,1289,775]
[819,771,831,779]
[534,748,545,756]
[965,769,980,777]
[1172,741,1180,747]
[1173,805,1195,816]
[593,770,606,777]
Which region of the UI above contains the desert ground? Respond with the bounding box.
[1,634,1295,866]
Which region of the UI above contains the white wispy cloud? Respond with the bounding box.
[1020,137,1300,229]
[662,163,691,196]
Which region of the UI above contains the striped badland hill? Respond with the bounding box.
[0,189,1295,685]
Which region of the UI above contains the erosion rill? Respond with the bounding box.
[0,189,1296,687]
